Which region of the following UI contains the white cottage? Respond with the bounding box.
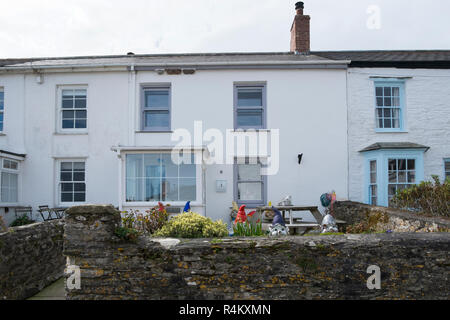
[0,2,449,226]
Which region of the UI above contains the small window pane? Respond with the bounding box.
[384,109,391,117]
[407,171,416,183]
[63,110,75,119]
[370,160,377,172]
[388,160,397,171]
[398,159,407,170]
[384,119,392,128]
[145,178,161,201]
[179,178,196,201]
[60,172,72,181]
[384,87,391,96]
[407,159,415,170]
[61,193,73,202]
[74,192,86,202]
[376,98,384,106]
[161,154,178,178]
[389,172,397,183]
[61,162,73,171]
[237,109,263,127]
[238,164,261,181]
[144,111,170,129]
[384,98,392,107]
[392,87,400,97]
[237,89,263,107]
[75,120,87,128]
[162,178,178,201]
[61,183,73,192]
[62,99,74,109]
[74,99,86,109]
[238,182,262,201]
[144,154,162,177]
[398,171,407,183]
[62,90,74,98]
[74,90,86,97]
[73,172,85,182]
[126,178,143,202]
[75,110,87,119]
[126,155,143,178]
[145,90,169,108]
[62,120,74,129]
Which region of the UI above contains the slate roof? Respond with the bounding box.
[1,50,450,69]
[313,50,450,68]
[359,142,430,153]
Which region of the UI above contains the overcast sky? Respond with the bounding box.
[0,0,449,58]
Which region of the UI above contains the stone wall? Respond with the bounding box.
[334,201,450,233]
[0,220,65,300]
[64,205,449,300]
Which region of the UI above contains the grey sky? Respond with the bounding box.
[0,0,449,58]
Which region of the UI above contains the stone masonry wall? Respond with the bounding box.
[64,205,449,300]
[0,220,65,300]
[334,201,450,233]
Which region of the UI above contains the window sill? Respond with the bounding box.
[231,129,271,132]
[54,132,89,136]
[375,129,408,133]
[135,130,173,133]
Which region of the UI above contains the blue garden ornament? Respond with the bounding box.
[271,206,286,227]
[183,201,191,213]
[269,206,289,236]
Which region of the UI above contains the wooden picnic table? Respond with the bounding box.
[257,206,324,225]
[257,206,347,235]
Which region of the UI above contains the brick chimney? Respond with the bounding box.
[290,2,310,54]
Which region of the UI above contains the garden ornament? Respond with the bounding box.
[183,201,191,213]
[269,206,289,236]
[321,214,338,234]
[235,205,247,224]
[230,201,239,220]
[278,195,292,206]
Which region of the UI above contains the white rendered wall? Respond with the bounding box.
[0,67,349,223]
[347,68,450,203]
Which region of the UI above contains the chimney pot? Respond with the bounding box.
[290,2,310,54]
[295,2,304,10]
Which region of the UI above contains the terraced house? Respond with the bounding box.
[0,2,449,226]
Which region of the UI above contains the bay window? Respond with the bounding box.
[125,152,197,203]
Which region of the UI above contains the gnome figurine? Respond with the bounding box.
[235,205,247,224]
[183,201,191,213]
[269,206,289,236]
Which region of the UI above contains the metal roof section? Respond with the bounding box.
[359,142,430,153]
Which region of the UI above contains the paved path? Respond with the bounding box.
[28,278,65,300]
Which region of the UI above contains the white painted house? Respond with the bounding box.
[0,2,449,226]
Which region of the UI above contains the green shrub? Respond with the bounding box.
[121,203,169,235]
[154,212,228,238]
[115,227,140,242]
[10,214,35,227]
[390,176,450,217]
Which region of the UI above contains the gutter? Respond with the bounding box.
[0,60,351,74]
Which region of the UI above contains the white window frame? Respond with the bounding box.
[0,88,4,133]
[373,80,406,132]
[57,85,88,134]
[56,159,87,206]
[122,150,203,207]
[0,157,20,204]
